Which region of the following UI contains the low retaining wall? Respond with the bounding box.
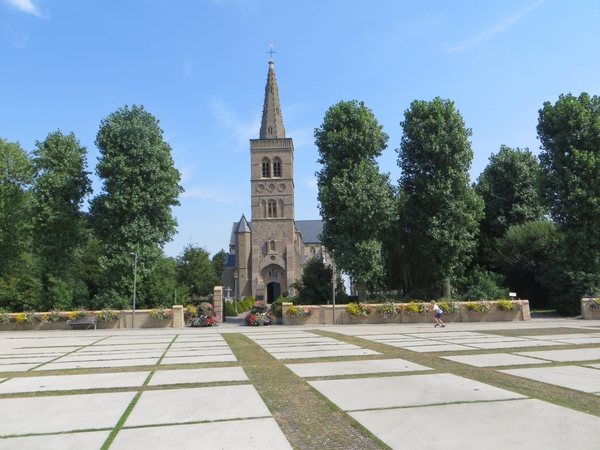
[282,301,530,326]
[581,298,600,320]
[0,305,185,331]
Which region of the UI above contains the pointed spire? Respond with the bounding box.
[259,59,286,139]
[235,214,251,233]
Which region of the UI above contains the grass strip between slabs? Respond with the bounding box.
[223,333,389,450]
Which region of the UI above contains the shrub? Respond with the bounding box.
[285,305,314,317]
[97,309,120,322]
[375,302,398,317]
[149,308,173,320]
[224,301,237,316]
[346,302,369,317]
[0,311,11,324]
[402,301,428,315]
[495,299,523,311]
[465,301,493,314]
[437,301,461,314]
[590,299,600,310]
[245,311,274,326]
[188,315,218,327]
[68,308,89,320]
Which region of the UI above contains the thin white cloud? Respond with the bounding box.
[4,0,48,18]
[444,0,546,53]
[181,186,238,202]
[210,99,260,149]
[305,177,317,191]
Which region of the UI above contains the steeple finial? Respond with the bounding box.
[266,44,276,61]
[259,48,285,139]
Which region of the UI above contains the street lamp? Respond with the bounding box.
[332,249,336,325]
[233,271,238,314]
[130,252,138,329]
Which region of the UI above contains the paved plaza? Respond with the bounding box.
[1,319,599,449]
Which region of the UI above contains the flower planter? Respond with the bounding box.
[98,320,121,329]
[403,314,431,324]
[290,315,311,326]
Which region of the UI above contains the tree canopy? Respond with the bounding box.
[315,100,395,298]
[397,98,483,297]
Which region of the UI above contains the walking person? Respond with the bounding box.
[429,300,445,328]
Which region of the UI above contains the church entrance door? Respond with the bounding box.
[266,282,281,304]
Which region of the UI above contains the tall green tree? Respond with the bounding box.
[315,100,395,299]
[31,131,92,310]
[397,97,483,298]
[537,92,600,313]
[176,244,216,297]
[211,249,227,286]
[90,105,183,307]
[0,138,33,276]
[291,255,346,305]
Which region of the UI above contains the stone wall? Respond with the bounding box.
[0,306,185,331]
[580,298,600,320]
[281,301,530,326]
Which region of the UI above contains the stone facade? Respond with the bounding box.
[222,59,325,303]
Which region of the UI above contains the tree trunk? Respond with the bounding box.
[443,279,451,299]
[357,282,367,302]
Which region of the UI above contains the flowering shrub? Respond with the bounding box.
[184,305,197,316]
[15,311,40,323]
[465,301,493,314]
[97,309,120,322]
[495,300,522,311]
[189,315,218,327]
[149,308,173,320]
[437,301,461,314]
[68,308,89,320]
[402,301,428,315]
[376,302,398,318]
[245,311,274,326]
[286,305,314,317]
[346,302,369,317]
[0,311,11,324]
[589,300,600,310]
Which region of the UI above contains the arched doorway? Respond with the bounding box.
[267,282,281,304]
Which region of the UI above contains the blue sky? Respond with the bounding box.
[2,0,600,258]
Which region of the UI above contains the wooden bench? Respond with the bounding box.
[67,316,98,330]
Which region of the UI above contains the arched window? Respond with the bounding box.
[261,200,267,219]
[268,269,279,278]
[262,158,271,178]
[273,158,282,177]
[267,200,277,218]
[270,240,276,252]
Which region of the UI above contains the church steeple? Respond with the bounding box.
[259,59,286,139]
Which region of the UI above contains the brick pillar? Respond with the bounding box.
[213,287,223,323]
[172,305,184,327]
[521,300,531,321]
[282,302,292,325]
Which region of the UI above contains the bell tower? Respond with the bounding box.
[249,57,298,301]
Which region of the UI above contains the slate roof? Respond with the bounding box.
[295,220,323,244]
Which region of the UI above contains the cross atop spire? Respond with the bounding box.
[259,55,285,139]
[266,44,277,61]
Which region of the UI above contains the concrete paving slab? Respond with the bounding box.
[76,346,166,354]
[148,367,247,386]
[0,371,149,394]
[443,353,548,367]
[516,347,600,362]
[0,347,80,355]
[549,337,600,345]
[0,430,110,450]
[56,352,164,362]
[309,373,525,411]
[0,356,55,364]
[440,336,528,344]
[163,348,233,357]
[270,349,380,359]
[82,344,169,352]
[405,332,487,338]
[467,340,566,350]
[112,418,292,450]
[588,363,600,369]
[160,355,237,364]
[400,344,474,352]
[262,344,360,353]
[526,333,600,340]
[125,385,271,426]
[0,363,40,372]
[0,392,135,435]
[35,358,160,370]
[349,399,600,450]
[257,338,342,346]
[285,358,432,377]
[500,365,600,393]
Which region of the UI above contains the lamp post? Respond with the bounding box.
[332,249,336,325]
[233,271,238,314]
[130,252,138,329]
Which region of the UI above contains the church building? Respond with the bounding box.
[221,58,324,303]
